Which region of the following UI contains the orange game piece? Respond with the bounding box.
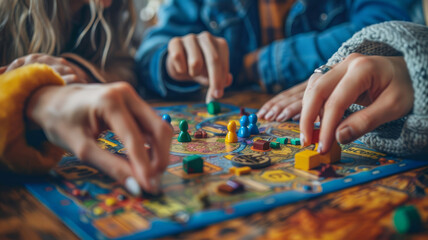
[225,121,238,143]
[319,140,341,164]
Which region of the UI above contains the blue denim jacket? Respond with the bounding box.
[136,0,422,97]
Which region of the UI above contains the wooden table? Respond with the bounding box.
[1,91,427,240]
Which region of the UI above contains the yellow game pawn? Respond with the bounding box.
[225,121,238,143]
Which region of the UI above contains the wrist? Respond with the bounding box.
[26,85,61,131]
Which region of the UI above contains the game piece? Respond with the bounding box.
[240,107,249,116]
[270,141,280,149]
[162,114,171,124]
[319,140,341,164]
[393,205,422,233]
[248,113,259,135]
[178,120,192,142]
[229,166,251,176]
[277,137,288,144]
[183,155,204,174]
[218,180,244,194]
[317,164,339,178]
[207,101,221,115]
[253,140,270,150]
[237,115,250,138]
[227,180,245,193]
[225,121,238,143]
[231,154,271,169]
[105,197,117,207]
[125,176,141,196]
[93,206,104,216]
[194,129,208,138]
[291,138,301,145]
[117,194,127,201]
[294,150,321,171]
[71,189,80,196]
[311,129,320,144]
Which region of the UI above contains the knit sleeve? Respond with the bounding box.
[0,64,66,174]
[326,21,428,156]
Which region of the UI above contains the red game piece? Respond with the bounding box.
[253,140,270,150]
[71,189,81,196]
[312,129,320,144]
[194,130,207,138]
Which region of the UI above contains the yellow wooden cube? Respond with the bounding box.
[319,140,341,164]
[294,150,321,171]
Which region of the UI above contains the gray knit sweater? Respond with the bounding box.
[326,21,428,157]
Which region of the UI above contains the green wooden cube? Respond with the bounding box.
[183,155,204,174]
[207,101,221,115]
[270,141,280,149]
[291,138,301,145]
[277,137,288,144]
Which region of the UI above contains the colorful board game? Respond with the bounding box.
[26,103,428,239]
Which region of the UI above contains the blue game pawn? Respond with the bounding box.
[248,113,259,135]
[238,115,250,138]
[162,114,171,124]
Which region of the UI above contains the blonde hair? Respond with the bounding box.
[0,0,136,68]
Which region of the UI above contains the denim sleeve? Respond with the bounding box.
[135,0,205,98]
[257,0,414,93]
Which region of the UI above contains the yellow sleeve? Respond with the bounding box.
[0,64,66,174]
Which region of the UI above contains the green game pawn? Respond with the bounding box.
[207,101,221,115]
[393,205,422,233]
[178,120,192,142]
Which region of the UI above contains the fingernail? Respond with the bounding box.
[337,126,354,144]
[257,109,267,117]
[276,111,289,122]
[300,133,305,147]
[206,95,214,104]
[265,111,274,120]
[292,113,301,121]
[317,142,323,153]
[214,89,221,98]
[125,177,141,196]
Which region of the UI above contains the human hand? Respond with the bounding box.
[300,54,413,153]
[166,32,233,103]
[4,54,89,84]
[26,82,173,194]
[257,80,307,122]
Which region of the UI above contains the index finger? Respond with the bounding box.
[300,64,346,147]
[197,33,224,103]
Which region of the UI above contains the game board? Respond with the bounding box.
[25,103,428,240]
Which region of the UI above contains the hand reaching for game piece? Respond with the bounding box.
[27,82,173,194]
[257,80,307,122]
[3,53,90,84]
[166,32,233,103]
[300,53,414,153]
